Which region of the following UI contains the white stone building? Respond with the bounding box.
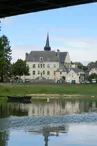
[22,35,85,83]
[23,34,71,81]
[65,68,85,83]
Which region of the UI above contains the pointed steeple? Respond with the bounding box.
[44,33,51,51]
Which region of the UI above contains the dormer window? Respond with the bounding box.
[47,58,50,61]
[40,57,43,61]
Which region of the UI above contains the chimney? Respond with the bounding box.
[25,53,28,59]
[57,49,60,61]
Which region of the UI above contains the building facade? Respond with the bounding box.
[22,35,71,81]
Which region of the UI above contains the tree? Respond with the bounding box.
[72,62,84,70]
[87,73,97,81]
[0,35,12,82]
[77,62,83,70]
[87,62,94,68]
[83,66,88,72]
[12,59,29,77]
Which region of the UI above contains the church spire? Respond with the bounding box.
[44,33,51,51]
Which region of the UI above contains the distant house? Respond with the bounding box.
[66,69,80,83]
[88,64,97,75]
[66,68,85,83]
[55,63,68,81]
[72,68,85,82]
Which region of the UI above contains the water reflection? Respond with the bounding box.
[1,100,97,146]
[43,125,68,146]
[0,125,69,146]
[0,100,97,117]
[0,130,9,146]
[28,125,69,146]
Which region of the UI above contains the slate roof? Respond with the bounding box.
[88,63,97,71]
[26,51,58,62]
[26,51,68,62]
[72,68,84,73]
[59,52,68,63]
[56,63,68,72]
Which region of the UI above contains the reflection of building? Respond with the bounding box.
[28,125,69,146]
[20,101,81,116]
[20,101,97,116]
[1,101,97,118]
[43,125,69,146]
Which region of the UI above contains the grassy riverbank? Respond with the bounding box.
[0,83,97,97]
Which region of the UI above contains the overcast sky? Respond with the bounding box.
[0,3,97,65]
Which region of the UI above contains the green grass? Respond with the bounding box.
[0,97,8,102]
[0,83,97,97]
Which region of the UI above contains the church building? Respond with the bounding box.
[23,34,71,81]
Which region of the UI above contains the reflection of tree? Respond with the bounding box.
[0,131,9,146]
[0,103,28,118]
[43,126,69,146]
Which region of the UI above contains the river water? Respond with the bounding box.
[0,100,97,146]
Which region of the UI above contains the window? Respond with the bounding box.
[38,64,40,68]
[60,72,62,75]
[47,58,50,61]
[47,64,50,68]
[38,71,40,74]
[43,64,45,68]
[40,57,43,61]
[33,64,35,68]
[43,71,45,75]
[54,64,56,68]
[47,71,50,75]
[54,71,56,75]
[41,64,42,68]
[33,71,35,75]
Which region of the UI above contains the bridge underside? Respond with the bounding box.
[0,0,97,18]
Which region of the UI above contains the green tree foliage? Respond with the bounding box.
[0,35,12,82]
[72,62,83,69]
[77,62,83,70]
[87,73,97,81]
[83,66,88,71]
[12,59,29,76]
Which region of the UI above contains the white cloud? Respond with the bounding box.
[0,18,12,25]
[11,44,41,63]
[11,36,97,64]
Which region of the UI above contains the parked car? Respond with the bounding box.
[92,79,96,84]
[57,79,65,83]
[81,81,85,84]
[85,80,90,84]
[17,79,23,83]
[10,78,23,83]
[24,79,30,82]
